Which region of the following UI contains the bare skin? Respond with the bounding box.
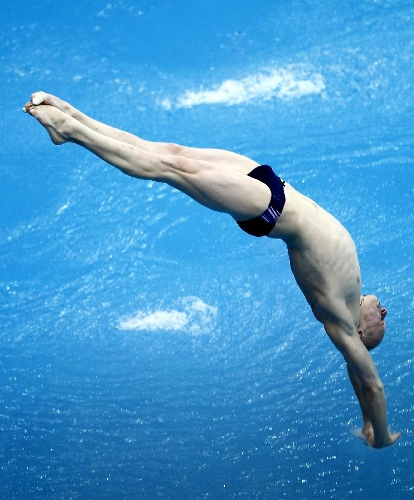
[23,92,400,448]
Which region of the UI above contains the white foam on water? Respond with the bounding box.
[160,65,325,109]
[118,296,218,334]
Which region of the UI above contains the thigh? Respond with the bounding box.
[179,146,259,174]
[162,155,271,220]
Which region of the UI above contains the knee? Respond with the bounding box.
[160,152,188,172]
[163,142,185,155]
[158,153,199,183]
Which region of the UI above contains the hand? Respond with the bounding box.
[357,420,400,448]
[365,431,401,449]
[362,421,374,442]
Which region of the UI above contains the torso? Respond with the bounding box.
[269,183,362,330]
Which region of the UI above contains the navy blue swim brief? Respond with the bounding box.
[236,165,286,237]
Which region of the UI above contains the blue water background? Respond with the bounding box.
[1,0,413,498]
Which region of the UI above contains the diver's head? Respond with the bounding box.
[358,295,387,351]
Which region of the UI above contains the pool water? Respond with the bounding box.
[1,1,413,498]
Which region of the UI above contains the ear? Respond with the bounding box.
[357,326,363,341]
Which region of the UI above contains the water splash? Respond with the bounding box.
[118,296,218,334]
[160,65,325,109]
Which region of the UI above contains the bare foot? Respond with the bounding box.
[23,91,73,116]
[25,104,73,145]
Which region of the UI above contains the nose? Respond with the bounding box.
[381,307,387,320]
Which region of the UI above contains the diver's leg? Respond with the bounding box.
[25,104,271,220]
[25,91,167,153]
[25,92,259,174]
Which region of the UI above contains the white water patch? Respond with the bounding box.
[118,296,218,334]
[160,65,325,109]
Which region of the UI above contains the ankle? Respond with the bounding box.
[68,105,80,120]
[64,114,80,142]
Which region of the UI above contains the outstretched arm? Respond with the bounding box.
[346,364,374,441]
[325,321,400,448]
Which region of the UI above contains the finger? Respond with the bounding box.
[391,432,401,444]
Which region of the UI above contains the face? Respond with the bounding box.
[359,295,387,350]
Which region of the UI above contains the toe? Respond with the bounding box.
[31,92,46,106]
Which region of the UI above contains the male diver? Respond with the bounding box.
[23,92,400,448]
